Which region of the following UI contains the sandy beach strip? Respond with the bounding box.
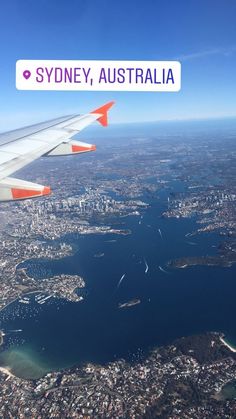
[0,366,16,379]
[220,336,236,353]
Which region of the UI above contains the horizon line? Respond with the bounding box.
[110,114,236,126]
[1,113,236,134]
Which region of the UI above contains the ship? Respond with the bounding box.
[119,298,141,309]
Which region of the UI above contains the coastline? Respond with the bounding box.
[0,366,16,379]
[220,336,236,353]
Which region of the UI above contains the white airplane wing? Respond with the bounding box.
[0,101,114,201]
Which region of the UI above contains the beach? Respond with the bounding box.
[220,336,236,353]
[0,366,15,379]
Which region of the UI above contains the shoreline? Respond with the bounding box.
[0,366,16,379]
[220,336,236,353]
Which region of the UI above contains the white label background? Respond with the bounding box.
[16,60,181,92]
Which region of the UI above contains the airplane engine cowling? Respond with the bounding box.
[0,177,51,201]
[46,140,96,156]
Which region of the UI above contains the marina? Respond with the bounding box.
[19,297,30,305]
[37,295,53,305]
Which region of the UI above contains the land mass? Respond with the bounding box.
[1,332,236,418]
[169,254,236,269]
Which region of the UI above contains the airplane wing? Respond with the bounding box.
[0,101,114,201]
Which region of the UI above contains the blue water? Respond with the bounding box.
[1,185,236,377]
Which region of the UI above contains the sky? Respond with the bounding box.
[0,0,236,130]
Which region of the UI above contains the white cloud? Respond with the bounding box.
[176,46,236,61]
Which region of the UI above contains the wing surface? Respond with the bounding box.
[0,101,114,201]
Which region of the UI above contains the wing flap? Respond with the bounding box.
[47,140,96,156]
[0,151,19,165]
[0,138,47,155]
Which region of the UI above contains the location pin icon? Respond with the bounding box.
[23,70,31,80]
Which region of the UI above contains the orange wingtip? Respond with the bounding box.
[12,186,51,200]
[72,144,96,153]
[43,186,51,196]
[91,101,115,127]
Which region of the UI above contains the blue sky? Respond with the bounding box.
[0,0,236,129]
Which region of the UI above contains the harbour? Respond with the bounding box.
[0,185,236,379]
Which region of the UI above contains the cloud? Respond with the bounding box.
[176,46,236,61]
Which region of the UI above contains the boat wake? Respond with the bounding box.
[158,228,163,239]
[144,258,149,274]
[117,274,126,289]
[158,265,170,274]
